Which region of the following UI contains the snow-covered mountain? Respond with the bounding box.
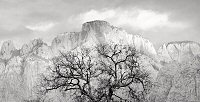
[0,20,200,102]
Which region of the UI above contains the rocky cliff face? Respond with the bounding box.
[1,20,199,102]
[150,57,200,102]
[51,32,82,55]
[0,40,19,60]
[0,39,53,101]
[150,41,200,102]
[0,20,159,102]
[51,20,159,80]
[158,41,200,63]
[51,20,157,57]
[133,35,157,58]
[82,20,157,57]
[0,41,23,102]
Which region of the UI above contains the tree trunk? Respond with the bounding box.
[107,87,113,102]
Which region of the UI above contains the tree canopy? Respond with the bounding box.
[41,43,152,102]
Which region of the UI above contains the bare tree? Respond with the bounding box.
[95,44,152,102]
[41,47,102,102]
[41,44,152,102]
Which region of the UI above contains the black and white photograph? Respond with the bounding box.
[0,0,200,102]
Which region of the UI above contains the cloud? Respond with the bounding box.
[0,0,198,50]
[71,8,187,30]
[26,22,56,32]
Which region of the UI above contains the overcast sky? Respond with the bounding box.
[0,0,199,49]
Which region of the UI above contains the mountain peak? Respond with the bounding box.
[167,41,200,46]
[158,41,200,63]
[20,38,46,56]
[1,40,15,50]
[82,20,111,34]
[0,40,17,59]
[83,20,110,27]
[50,20,157,58]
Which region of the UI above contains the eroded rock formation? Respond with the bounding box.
[0,20,199,102]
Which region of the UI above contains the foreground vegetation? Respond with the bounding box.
[40,43,152,102]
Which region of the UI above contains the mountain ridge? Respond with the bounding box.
[0,20,200,102]
[0,20,158,58]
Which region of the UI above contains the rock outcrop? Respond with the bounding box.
[151,41,200,102]
[2,20,191,102]
[133,35,157,58]
[150,57,200,102]
[0,39,54,102]
[158,41,200,63]
[51,32,82,55]
[0,40,19,60]
[1,20,200,102]
[51,20,157,58]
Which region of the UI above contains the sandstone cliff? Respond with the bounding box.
[150,41,200,102]
[1,20,199,102]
